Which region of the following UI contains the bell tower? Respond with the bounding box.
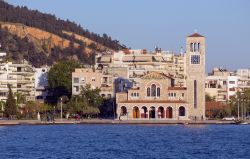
[186,33,206,120]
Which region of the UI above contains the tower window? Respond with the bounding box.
[190,43,193,52]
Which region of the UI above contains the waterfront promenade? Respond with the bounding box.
[0,119,245,126]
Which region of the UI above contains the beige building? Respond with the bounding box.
[116,33,206,120]
[116,72,188,120]
[72,68,114,98]
[206,68,250,102]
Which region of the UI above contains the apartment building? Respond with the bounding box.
[72,68,114,98]
[0,57,36,102]
[206,68,250,102]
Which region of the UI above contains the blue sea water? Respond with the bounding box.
[0,124,250,159]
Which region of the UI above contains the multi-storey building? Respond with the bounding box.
[0,59,36,102]
[95,48,186,88]
[206,68,250,102]
[72,68,114,98]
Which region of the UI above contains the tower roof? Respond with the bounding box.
[188,33,204,37]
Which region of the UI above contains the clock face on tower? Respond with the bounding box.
[191,55,200,64]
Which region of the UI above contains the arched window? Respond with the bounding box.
[194,43,196,52]
[157,87,160,97]
[147,87,150,96]
[190,43,193,52]
[198,43,200,52]
[121,106,127,116]
[151,84,156,97]
[179,106,185,116]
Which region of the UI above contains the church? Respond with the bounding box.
[116,33,206,120]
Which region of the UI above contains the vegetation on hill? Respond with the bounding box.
[0,28,94,67]
[0,1,125,50]
[0,1,126,66]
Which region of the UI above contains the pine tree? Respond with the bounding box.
[4,84,17,119]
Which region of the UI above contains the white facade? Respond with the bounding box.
[34,67,49,102]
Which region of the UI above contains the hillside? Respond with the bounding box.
[0,1,126,67]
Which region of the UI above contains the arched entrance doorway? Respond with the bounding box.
[133,106,140,118]
[179,106,185,116]
[149,106,156,118]
[166,107,173,119]
[141,106,148,118]
[158,107,164,118]
[120,106,127,116]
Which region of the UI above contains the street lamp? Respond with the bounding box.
[60,97,63,121]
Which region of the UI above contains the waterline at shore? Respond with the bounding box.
[0,119,246,126]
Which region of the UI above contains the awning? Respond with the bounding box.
[100,56,111,63]
[134,56,152,62]
[122,56,134,62]
[153,56,163,62]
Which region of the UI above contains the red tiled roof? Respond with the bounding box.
[188,33,204,37]
[119,100,187,104]
[168,87,187,90]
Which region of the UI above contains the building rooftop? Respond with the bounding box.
[188,33,204,37]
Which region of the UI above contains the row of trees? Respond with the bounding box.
[205,89,250,119]
[1,60,114,120]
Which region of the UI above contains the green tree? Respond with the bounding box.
[48,60,80,103]
[81,84,103,108]
[4,84,17,119]
[205,93,215,102]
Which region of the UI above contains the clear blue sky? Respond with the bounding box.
[8,0,250,72]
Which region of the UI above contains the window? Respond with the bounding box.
[137,93,139,97]
[17,67,22,72]
[73,77,79,83]
[131,93,134,97]
[182,93,185,97]
[147,87,150,97]
[168,92,176,98]
[151,84,156,97]
[194,80,197,109]
[190,43,193,52]
[17,84,21,88]
[229,88,235,91]
[92,77,96,81]
[223,81,227,85]
[197,43,200,52]
[74,86,79,92]
[157,87,160,97]
[229,81,235,84]
[191,55,200,64]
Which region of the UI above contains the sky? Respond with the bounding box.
[7,0,250,72]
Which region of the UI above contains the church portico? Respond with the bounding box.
[117,102,188,120]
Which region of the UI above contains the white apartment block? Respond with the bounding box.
[206,68,250,102]
[0,59,36,102]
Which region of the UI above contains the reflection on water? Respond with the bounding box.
[0,124,249,159]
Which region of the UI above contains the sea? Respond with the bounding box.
[0,124,250,159]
